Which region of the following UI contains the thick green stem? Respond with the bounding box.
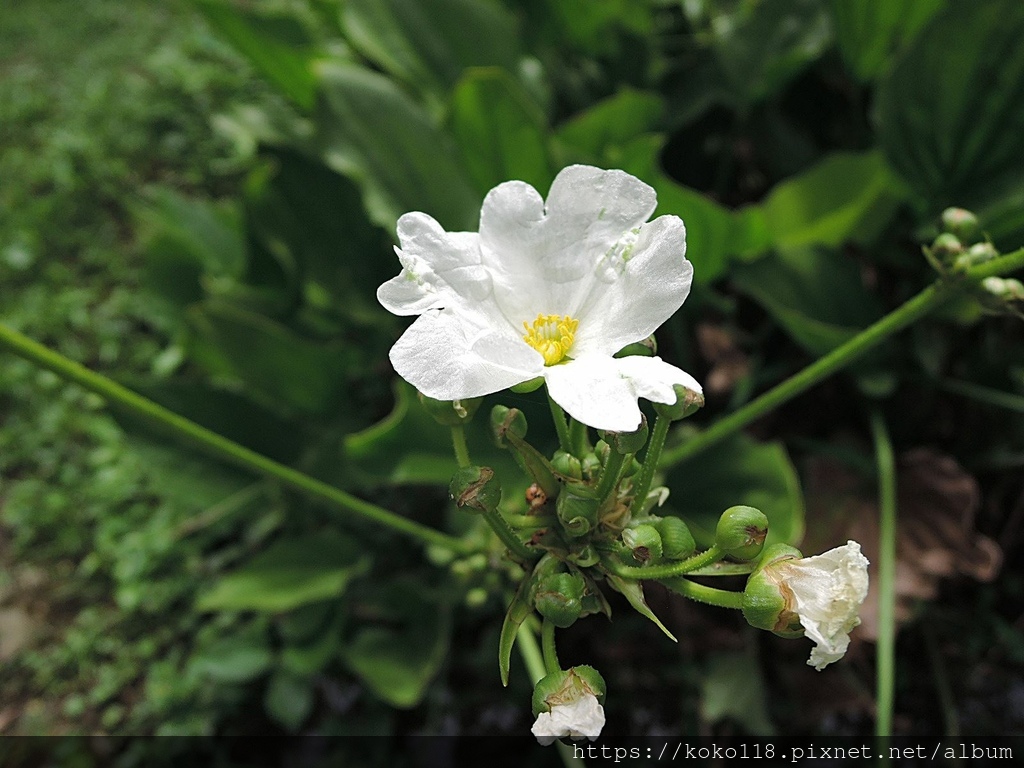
[629,414,670,516]
[569,417,589,457]
[482,507,540,561]
[451,425,471,468]
[604,545,724,580]
[541,618,560,675]
[594,449,627,503]
[661,248,1024,468]
[870,408,897,738]
[0,323,473,555]
[660,576,744,609]
[548,393,572,454]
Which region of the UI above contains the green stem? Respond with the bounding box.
[934,377,1024,414]
[660,576,744,609]
[629,414,670,517]
[660,248,1024,468]
[541,618,560,675]
[451,425,471,468]
[604,545,724,580]
[0,322,474,555]
[594,449,627,504]
[870,408,897,739]
[548,394,572,454]
[569,417,589,457]
[482,507,540,561]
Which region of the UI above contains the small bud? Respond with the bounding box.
[982,276,1024,301]
[930,232,964,262]
[532,666,606,717]
[449,466,502,513]
[556,487,599,539]
[653,384,705,421]
[510,376,544,394]
[526,483,549,512]
[580,452,602,481]
[593,440,611,466]
[419,393,483,425]
[656,516,696,560]
[715,505,769,560]
[614,335,657,358]
[567,543,599,568]
[551,451,583,480]
[599,414,649,454]
[490,405,527,447]
[954,241,999,270]
[940,207,981,244]
[622,524,663,564]
[535,572,586,628]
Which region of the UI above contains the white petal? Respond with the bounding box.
[389,310,543,400]
[574,215,693,356]
[531,694,606,745]
[784,541,870,671]
[479,166,657,325]
[544,354,702,432]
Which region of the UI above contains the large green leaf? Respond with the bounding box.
[448,68,555,195]
[315,63,480,231]
[664,431,804,549]
[186,301,357,414]
[830,0,944,81]
[700,652,775,736]
[341,0,520,104]
[732,246,884,358]
[555,89,664,165]
[877,0,1024,209]
[761,151,906,250]
[188,621,273,683]
[192,0,322,109]
[342,579,451,708]
[197,532,370,612]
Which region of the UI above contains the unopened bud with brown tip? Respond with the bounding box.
[654,384,705,421]
[715,505,769,560]
[490,405,527,447]
[449,466,502,513]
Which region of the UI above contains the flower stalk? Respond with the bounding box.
[603,544,724,580]
[660,577,744,609]
[870,409,897,737]
[628,414,671,517]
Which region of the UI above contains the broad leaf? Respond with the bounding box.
[188,622,273,683]
[264,670,315,732]
[555,89,664,165]
[830,0,944,81]
[197,532,370,612]
[700,652,776,736]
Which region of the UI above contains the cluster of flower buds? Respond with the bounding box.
[927,207,999,271]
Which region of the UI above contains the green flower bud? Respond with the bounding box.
[557,487,599,539]
[551,450,583,481]
[567,543,599,568]
[715,505,769,560]
[656,516,696,560]
[620,457,642,478]
[741,543,804,636]
[580,452,602,481]
[982,276,1024,301]
[418,393,483,425]
[622,524,663,564]
[940,207,981,244]
[449,466,501,513]
[510,376,544,394]
[593,440,610,466]
[535,572,586,628]
[614,334,657,358]
[930,232,964,262]
[954,241,999,270]
[532,665,606,716]
[490,405,527,447]
[599,414,649,455]
[653,384,705,421]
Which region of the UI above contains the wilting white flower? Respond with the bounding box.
[377,165,701,431]
[782,541,870,670]
[531,692,606,746]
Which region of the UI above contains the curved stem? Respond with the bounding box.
[870,408,897,738]
[451,425,471,468]
[0,322,474,555]
[541,618,560,675]
[594,449,627,504]
[547,393,572,454]
[660,576,744,610]
[661,247,1024,468]
[482,507,541,561]
[629,414,670,516]
[604,545,724,580]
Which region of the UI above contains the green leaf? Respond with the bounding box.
[761,151,906,250]
[191,0,321,109]
[197,532,370,613]
[664,431,805,549]
[343,579,451,708]
[449,68,555,195]
[264,670,314,732]
[732,246,884,358]
[555,89,664,165]
[188,622,273,683]
[315,62,480,231]
[877,0,1024,209]
[830,0,944,81]
[341,0,520,103]
[186,301,357,414]
[701,652,775,736]
[606,574,677,642]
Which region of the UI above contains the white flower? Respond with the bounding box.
[377,165,701,432]
[531,692,606,745]
[779,540,870,671]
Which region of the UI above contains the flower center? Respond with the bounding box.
[522,313,579,366]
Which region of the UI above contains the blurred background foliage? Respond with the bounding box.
[2,0,1024,759]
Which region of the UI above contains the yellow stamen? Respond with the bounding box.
[522,313,579,366]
